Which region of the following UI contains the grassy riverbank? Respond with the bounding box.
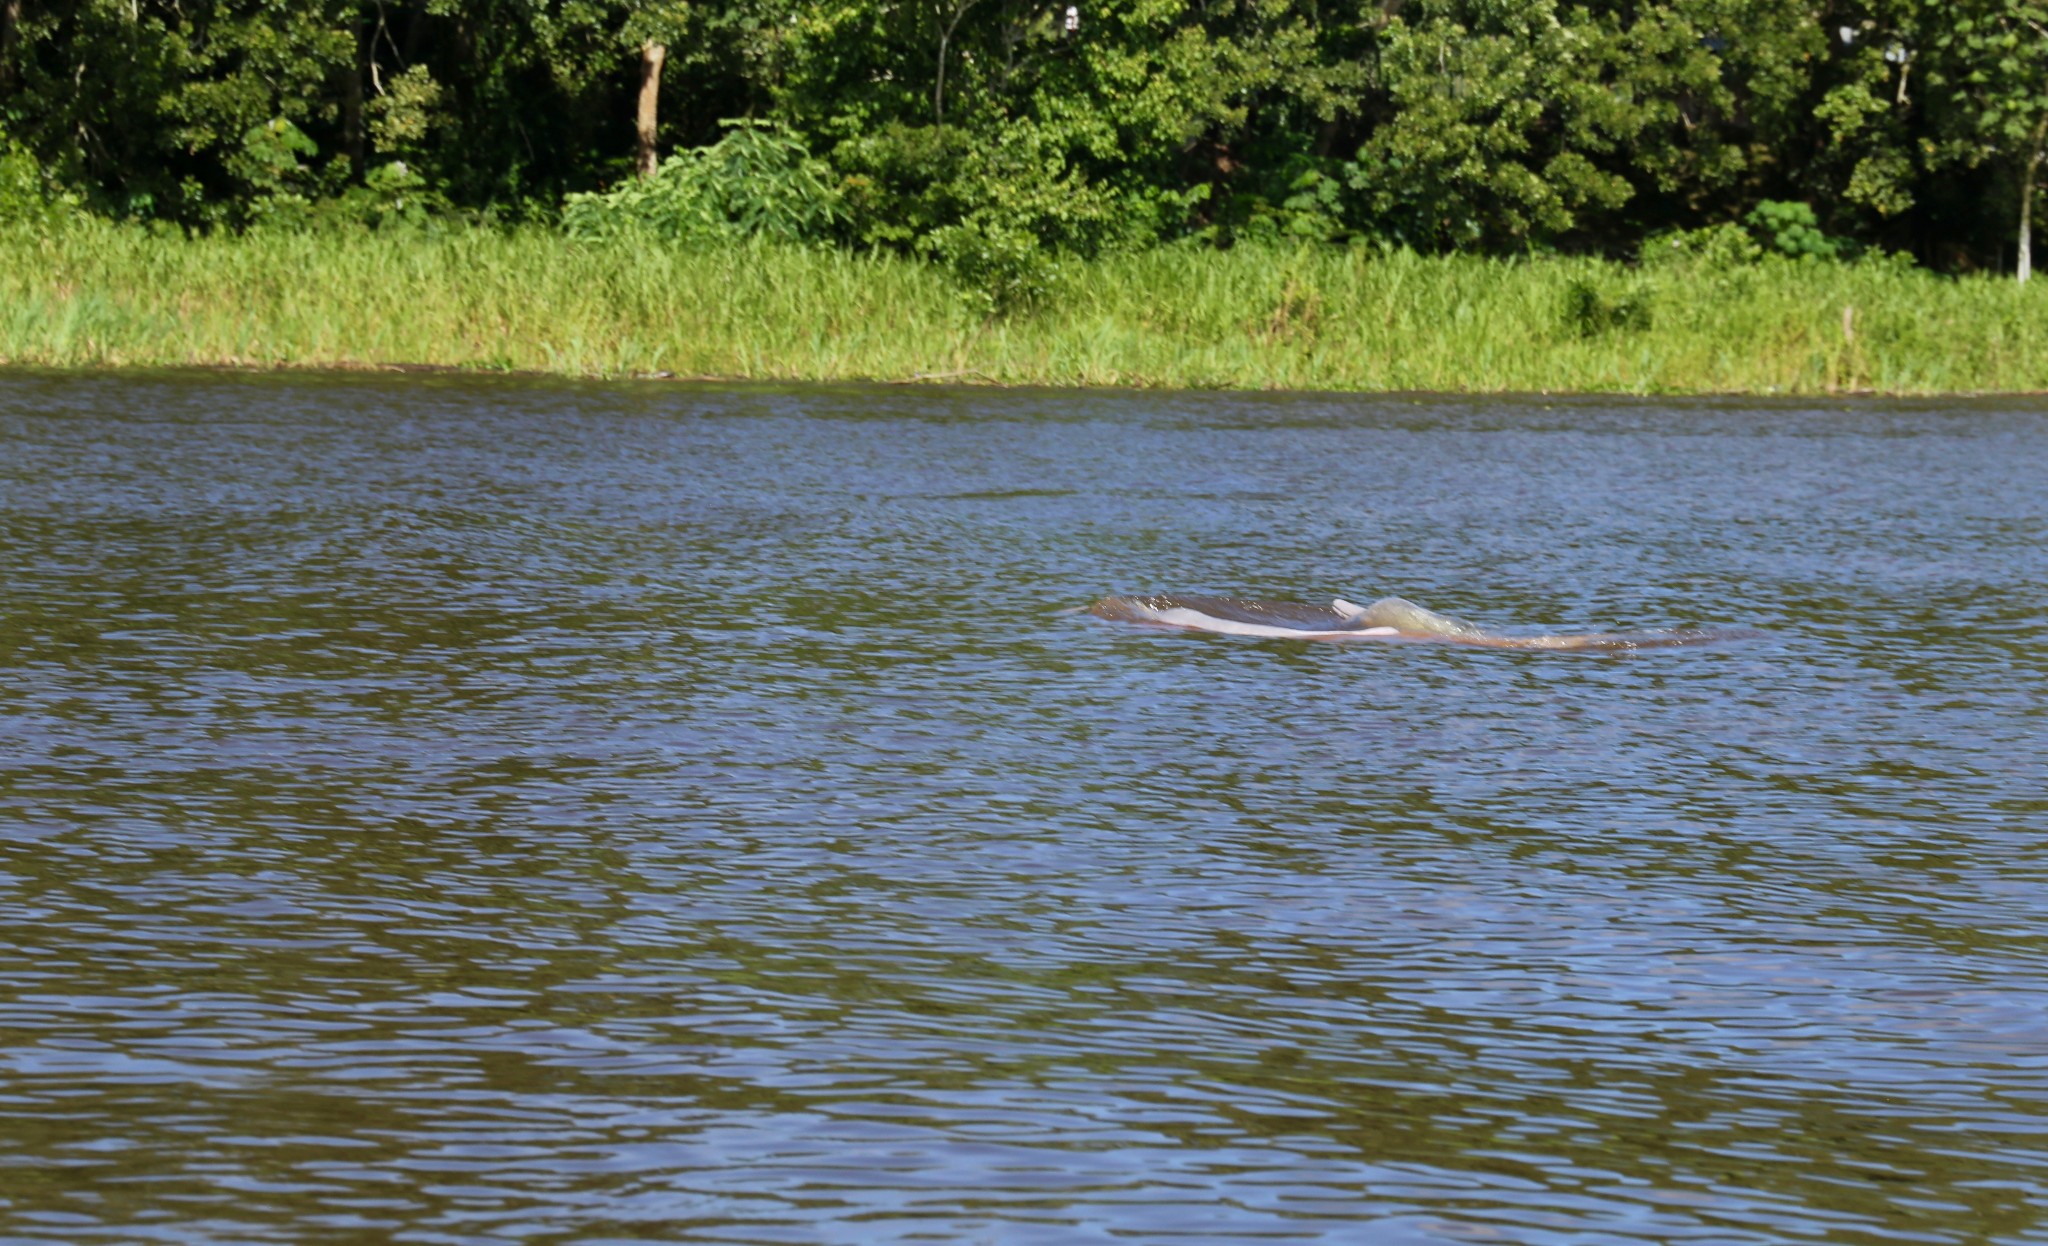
[3,222,2044,393]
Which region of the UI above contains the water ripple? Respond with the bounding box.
[3,374,2046,1242]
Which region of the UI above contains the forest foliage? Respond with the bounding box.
[3,0,2047,282]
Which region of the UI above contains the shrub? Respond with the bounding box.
[925,221,1062,317]
[1745,200,1850,261]
[1561,277,1652,337]
[1642,222,1763,268]
[561,121,842,245]
[0,124,79,228]
[836,120,1195,316]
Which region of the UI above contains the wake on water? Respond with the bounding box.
[1087,593,1730,651]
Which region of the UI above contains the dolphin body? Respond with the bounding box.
[1088,593,1718,651]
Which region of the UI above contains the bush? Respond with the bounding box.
[0,125,79,228]
[1642,222,1763,268]
[836,120,1195,316]
[1745,200,1850,261]
[925,222,1063,317]
[1208,155,1351,246]
[245,161,454,233]
[1561,277,1652,337]
[561,121,842,245]
[0,141,41,222]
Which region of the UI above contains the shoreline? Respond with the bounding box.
[9,358,2047,403]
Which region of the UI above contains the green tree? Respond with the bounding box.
[1917,0,2048,280]
[0,0,2028,269]
[1348,0,1826,252]
[532,2,694,178]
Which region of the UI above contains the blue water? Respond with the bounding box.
[2,372,2046,1243]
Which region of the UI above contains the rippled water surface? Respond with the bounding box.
[3,372,2046,1244]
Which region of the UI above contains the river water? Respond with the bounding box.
[2,372,2045,1244]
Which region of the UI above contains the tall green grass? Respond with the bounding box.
[3,220,2044,393]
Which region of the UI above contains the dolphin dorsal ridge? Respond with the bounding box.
[1338,595,1490,638]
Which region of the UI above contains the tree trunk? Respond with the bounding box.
[342,20,368,179]
[635,41,666,179]
[933,0,980,127]
[1,0,22,98]
[2022,116,2048,285]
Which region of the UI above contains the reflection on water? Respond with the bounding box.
[3,373,2047,1243]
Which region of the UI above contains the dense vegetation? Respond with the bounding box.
[5,0,2048,281]
[5,1,2048,394]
